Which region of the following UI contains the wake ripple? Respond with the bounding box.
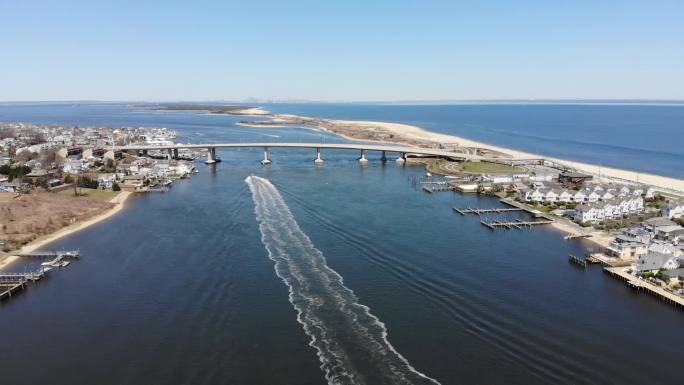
[246,175,440,385]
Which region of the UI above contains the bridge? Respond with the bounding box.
[110,142,533,165]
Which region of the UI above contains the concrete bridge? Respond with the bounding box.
[111,142,494,165]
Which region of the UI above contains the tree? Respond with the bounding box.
[112,182,121,191]
[63,174,73,183]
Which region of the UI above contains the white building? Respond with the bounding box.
[661,201,684,219]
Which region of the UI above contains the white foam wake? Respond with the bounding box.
[246,175,441,385]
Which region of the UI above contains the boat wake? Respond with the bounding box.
[246,175,440,385]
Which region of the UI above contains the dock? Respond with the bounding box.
[603,267,684,310]
[480,219,553,230]
[565,233,592,240]
[15,250,79,259]
[568,254,587,268]
[453,207,523,215]
[0,278,27,301]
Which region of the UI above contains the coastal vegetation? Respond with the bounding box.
[57,187,120,203]
[144,104,259,115]
[0,192,113,252]
[0,164,32,181]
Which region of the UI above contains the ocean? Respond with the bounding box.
[0,103,683,385]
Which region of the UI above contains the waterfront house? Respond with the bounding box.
[623,227,652,244]
[574,205,600,223]
[634,252,680,273]
[645,187,656,199]
[606,234,649,260]
[97,173,117,189]
[643,217,678,232]
[662,268,684,282]
[654,225,684,243]
[524,189,545,202]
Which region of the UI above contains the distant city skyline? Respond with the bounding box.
[2,0,683,102]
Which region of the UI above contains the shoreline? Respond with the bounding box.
[238,112,684,194]
[0,191,132,271]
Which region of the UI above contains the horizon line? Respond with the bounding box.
[2,98,684,105]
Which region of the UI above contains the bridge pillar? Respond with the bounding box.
[261,147,272,165]
[141,149,148,157]
[166,148,173,160]
[395,152,406,163]
[380,150,387,162]
[314,148,324,164]
[358,149,368,164]
[205,147,217,164]
[173,148,179,160]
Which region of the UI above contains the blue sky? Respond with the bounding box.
[1,0,682,101]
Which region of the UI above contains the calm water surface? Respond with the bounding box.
[0,104,682,384]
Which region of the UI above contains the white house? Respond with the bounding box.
[524,189,545,202]
[545,189,560,202]
[62,159,88,174]
[587,191,601,203]
[573,191,587,203]
[558,190,574,203]
[600,191,614,201]
[575,205,600,223]
[661,201,684,219]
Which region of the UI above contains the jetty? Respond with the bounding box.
[453,207,523,215]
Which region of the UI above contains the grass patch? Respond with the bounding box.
[57,188,119,203]
[460,161,523,174]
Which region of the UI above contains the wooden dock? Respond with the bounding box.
[564,233,592,240]
[453,207,523,215]
[568,254,587,268]
[480,219,553,230]
[422,184,453,193]
[603,267,684,310]
[0,279,27,301]
[15,250,79,259]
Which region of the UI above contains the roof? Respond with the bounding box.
[656,225,684,234]
[635,252,673,272]
[560,171,592,178]
[662,268,684,280]
[644,217,677,227]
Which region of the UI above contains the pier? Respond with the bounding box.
[480,219,553,230]
[0,278,27,301]
[568,254,587,268]
[564,233,593,240]
[603,267,684,310]
[422,182,453,193]
[15,250,79,259]
[453,207,523,215]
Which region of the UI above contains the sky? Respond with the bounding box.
[1,0,683,102]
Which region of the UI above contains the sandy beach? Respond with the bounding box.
[0,191,131,271]
[256,114,684,193]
